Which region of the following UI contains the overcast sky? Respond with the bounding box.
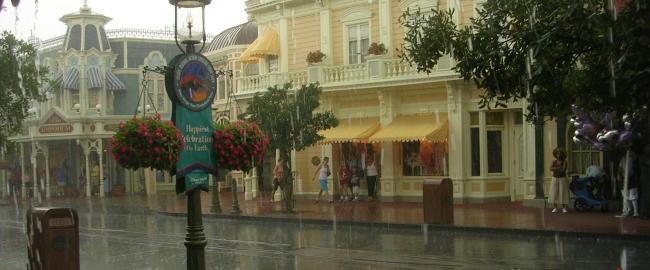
[0,0,249,41]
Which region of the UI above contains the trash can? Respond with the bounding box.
[423,178,453,224]
[27,207,79,270]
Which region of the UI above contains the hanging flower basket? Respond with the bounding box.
[0,160,10,170]
[367,42,388,55]
[110,114,184,171]
[213,121,268,172]
[306,50,326,64]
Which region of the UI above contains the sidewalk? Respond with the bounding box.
[5,191,650,238]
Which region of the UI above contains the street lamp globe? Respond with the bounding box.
[74,103,81,112]
[96,104,102,112]
[169,0,211,53]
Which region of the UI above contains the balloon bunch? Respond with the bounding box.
[571,105,650,151]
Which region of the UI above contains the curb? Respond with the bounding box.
[156,210,650,242]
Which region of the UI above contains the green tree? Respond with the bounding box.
[0,31,59,152]
[239,82,339,211]
[399,0,650,122]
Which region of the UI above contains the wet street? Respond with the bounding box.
[0,200,648,270]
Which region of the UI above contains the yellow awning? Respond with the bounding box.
[318,117,381,144]
[239,38,260,64]
[250,29,280,57]
[369,113,448,143]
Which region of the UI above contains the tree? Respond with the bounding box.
[239,82,339,211]
[399,0,650,124]
[0,31,58,153]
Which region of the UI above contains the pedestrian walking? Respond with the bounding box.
[548,147,569,213]
[338,164,350,202]
[638,142,650,220]
[365,155,380,201]
[271,158,285,202]
[618,147,639,217]
[311,157,332,203]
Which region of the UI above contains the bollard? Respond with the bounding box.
[423,178,453,224]
[27,207,80,270]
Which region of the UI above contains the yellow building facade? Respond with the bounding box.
[206,0,603,204]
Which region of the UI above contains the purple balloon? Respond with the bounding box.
[601,112,616,129]
[617,130,633,147]
[590,112,604,126]
[571,104,588,120]
[591,141,606,151]
[597,129,619,144]
[573,136,588,145]
[581,120,603,140]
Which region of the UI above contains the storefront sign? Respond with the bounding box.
[39,125,73,133]
[103,124,120,131]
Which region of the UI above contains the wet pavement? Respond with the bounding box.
[1,191,649,269]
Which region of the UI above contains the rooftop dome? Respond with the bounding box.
[205,21,257,53]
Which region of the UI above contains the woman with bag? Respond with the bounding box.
[311,157,332,203]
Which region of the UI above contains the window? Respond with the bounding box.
[246,64,259,76]
[144,77,166,112]
[218,80,226,100]
[268,55,278,73]
[469,111,505,176]
[69,89,79,109]
[569,126,601,175]
[402,141,448,177]
[348,24,369,64]
[88,88,99,108]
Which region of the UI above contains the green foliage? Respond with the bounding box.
[239,82,339,168]
[399,0,650,122]
[0,31,60,151]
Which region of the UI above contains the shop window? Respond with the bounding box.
[246,64,259,76]
[471,127,480,176]
[340,142,381,171]
[218,79,226,100]
[487,130,502,173]
[402,141,448,177]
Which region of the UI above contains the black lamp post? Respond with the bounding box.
[169,1,211,269]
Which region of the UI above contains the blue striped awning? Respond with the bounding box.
[105,70,126,91]
[44,71,63,92]
[63,68,80,90]
[86,67,103,88]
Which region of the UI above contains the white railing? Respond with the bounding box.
[237,71,308,93]
[322,64,367,84]
[385,59,419,78]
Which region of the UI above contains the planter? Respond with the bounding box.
[213,121,268,173]
[114,185,124,196]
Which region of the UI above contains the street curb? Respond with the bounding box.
[156,210,650,242]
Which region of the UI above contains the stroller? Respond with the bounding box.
[569,175,609,212]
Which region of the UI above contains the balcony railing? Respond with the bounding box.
[236,55,454,94]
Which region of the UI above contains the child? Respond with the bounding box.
[349,165,361,202]
[338,165,350,202]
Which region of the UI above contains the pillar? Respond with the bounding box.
[99,151,105,197]
[32,151,37,198]
[85,149,91,198]
[20,143,25,198]
[274,149,282,202]
[45,151,51,198]
[252,166,259,198]
[534,120,545,199]
[244,171,252,200]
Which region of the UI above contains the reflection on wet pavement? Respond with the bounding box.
[1,196,649,269]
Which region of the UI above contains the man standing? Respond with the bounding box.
[618,148,639,217]
[638,142,650,220]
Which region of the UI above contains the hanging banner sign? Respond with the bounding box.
[173,53,218,193]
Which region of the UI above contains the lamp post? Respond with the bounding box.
[169,1,211,270]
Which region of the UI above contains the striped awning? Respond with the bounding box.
[318,117,381,144]
[250,29,280,57]
[44,71,63,92]
[86,67,103,88]
[63,68,80,90]
[105,70,126,91]
[369,113,449,143]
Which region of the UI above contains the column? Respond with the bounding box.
[99,151,105,197]
[378,0,393,56]
[20,144,24,197]
[244,171,252,200]
[555,114,567,148]
[45,151,51,198]
[251,166,259,198]
[534,120,545,199]
[32,151,37,198]
[274,149,282,202]
[380,142,396,202]
[85,149,92,198]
